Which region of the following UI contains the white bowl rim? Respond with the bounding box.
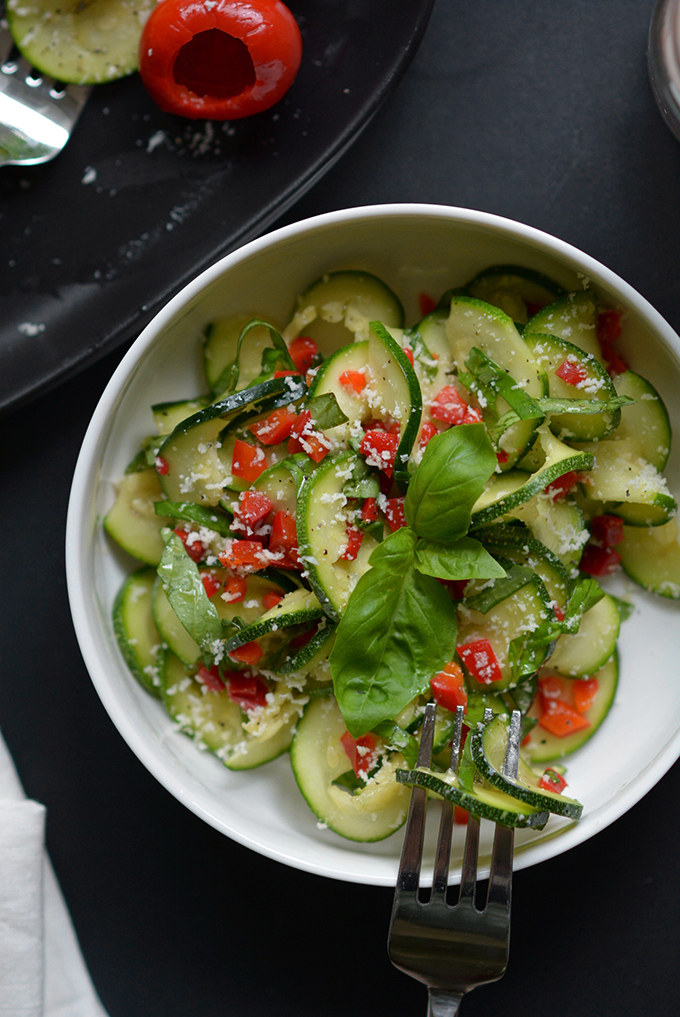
[66,202,680,884]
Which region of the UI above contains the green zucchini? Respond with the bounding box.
[573,437,676,526]
[203,316,282,397]
[471,715,583,818]
[290,695,410,842]
[112,568,163,698]
[613,371,671,471]
[104,468,172,566]
[524,291,601,360]
[465,265,564,325]
[290,270,404,354]
[618,518,680,598]
[523,655,618,762]
[547,593,620,677]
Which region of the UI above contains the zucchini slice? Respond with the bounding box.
[157,377,304,505]
[306,340,370,439]
[465,265,564,325]
[296,450,379,620]
[368,321,422,485]
[503,495,588,574]
[524,291,601,360]
[547,593,620,677]
[471,426,594,528]
[152,399,209,436]
[523,655,619,762]
[395,766,549,828]
[613,371,671,472]
[290,696,410,842]
[476,523,572,611]
[445,296,546,468]
[223,588,325,654]
[619,517,680,598]
[112,568,163,698]
[7,0,154,84]
[160,651,294,770]
[289,271,404,354]
[523,332,620,440]
[573,437,677,526]
[104,468,172,566]
[471,715,583,818]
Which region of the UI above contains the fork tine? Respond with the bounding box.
[431,704,465,897]
[486,710,520,909]
[458,814,480,901]
[395,703,436,894]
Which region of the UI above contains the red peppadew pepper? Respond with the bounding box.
[138,0,303,120]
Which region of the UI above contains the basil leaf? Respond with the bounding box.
[372,721,420,768]
[215,318,297,395]
[465,690,509,727]
[281,453,316,492]
[357,517,384,543]
[404,424,496,541]
[306,391,349,430]
[414,537,506,581]
[331,770,365,795]
[342,455,381,499]
[562,577,605,633]
[464,347,543,419]
[330,558,458,737]
[367,525,418,572]
[405,329,438,382]
[157,529,224,658]
[154,501,233,537]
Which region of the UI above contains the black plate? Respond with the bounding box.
[0,0,434,414]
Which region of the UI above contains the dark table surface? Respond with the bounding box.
[3,1,680,1014]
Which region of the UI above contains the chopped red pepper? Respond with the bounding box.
[439,579,468,600]
[262,590,284,611]
[454,806,469,825]
[221,574,247,603]
[419,422,438,448]
[234,490,274,533]
[287,410,330,463]
[555,358,589,387]
[403,347,415,366]
[362,418,401,434]
[544,471,587,501]
[269,510,300,568]
[419,292,436,317]
[573,677,599,714]
[228,640,264,666]
[155,455,170,475]
[597,308,622,346]
[231,439,268,483]
[496,448,509,465]
[538,767,568,794]
[430,385,470,426]
[538,674,564,712]
[274,369,300,379]
[289,625,317,650]
[340,730,378,780]
[359,428,400,477]
[138,0,303,121]
[196,665,226,693]
[525,301,545,318]
[225,670,269,710]
[248,407,296,445]
[597,309,628,376]
[338,369,367,394]
[538,701,591,737]
[218,539,266,571]
[590,514,624,548]
[288,336,318,374]
[579,544,622,576]
[383,497,406,532]
[200,570,223,598]
[554,605,566,622]
[173,527,205,562]
[458,639,503,684]
[361,497,379,523]
[339,524,364,561]
[430,661,468,712]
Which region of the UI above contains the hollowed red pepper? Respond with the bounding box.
[138,0,303,121]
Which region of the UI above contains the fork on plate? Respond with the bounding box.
[388,703,521,1016]
[0,24,89,166]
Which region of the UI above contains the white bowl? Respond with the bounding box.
[66,203,680,885]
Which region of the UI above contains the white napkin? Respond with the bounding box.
[0,729,109,1017]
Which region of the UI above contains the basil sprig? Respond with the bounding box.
[214,318,298,396]
[157,529,224,664]
[331,424,504,736]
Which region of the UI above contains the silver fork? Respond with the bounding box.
[388,703,521,1016]
[0,24,90,166]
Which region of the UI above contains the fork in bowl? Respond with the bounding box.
[0,25,89,166]
[388,703,521,1016]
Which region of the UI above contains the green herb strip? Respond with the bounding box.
[157,529,223,659]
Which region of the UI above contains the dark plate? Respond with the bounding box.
[0,0,434,414]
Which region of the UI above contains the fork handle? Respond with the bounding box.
[428,988,464,1017]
